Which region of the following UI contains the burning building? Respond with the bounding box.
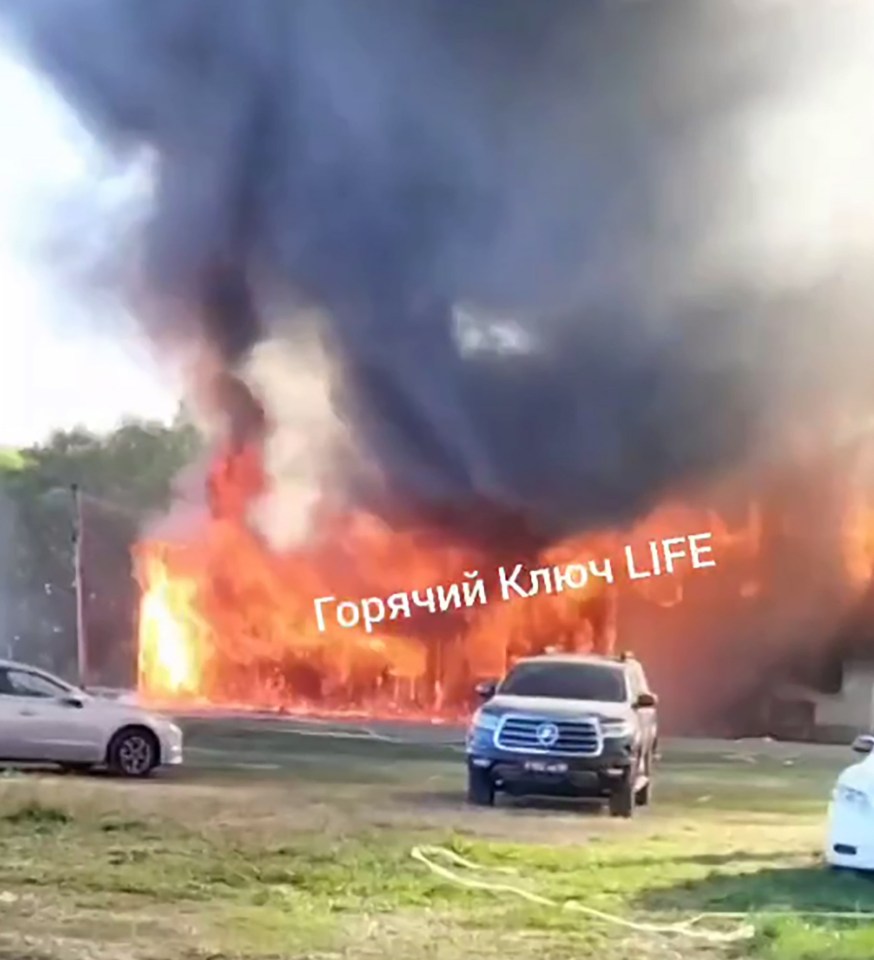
[131,438,745,722]
[7,2,874,733]
[131,424,874,734]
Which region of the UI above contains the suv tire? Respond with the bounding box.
[636,750,653,807]
[608,767,636,818]
[467,767,495,807]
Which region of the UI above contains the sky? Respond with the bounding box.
[0,42,178,449]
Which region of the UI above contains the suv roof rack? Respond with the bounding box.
[614,651,636,662]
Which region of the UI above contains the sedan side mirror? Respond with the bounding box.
[851,734,874,756]
[59,695,85,709]
[475,680,497,700]
[635,692,658,709]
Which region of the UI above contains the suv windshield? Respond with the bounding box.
[499,661,627,702]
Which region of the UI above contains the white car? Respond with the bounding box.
[0,658,183,778]
[825,732,874,871]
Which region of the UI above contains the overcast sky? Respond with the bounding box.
[0,44,177,448]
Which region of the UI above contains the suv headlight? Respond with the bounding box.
[834,784,870,810]
[600,718,634,739]
[470,709,500,732]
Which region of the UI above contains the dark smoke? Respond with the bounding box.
[5,0,874,541]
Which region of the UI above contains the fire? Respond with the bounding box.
[842,496,874,589]
[137,555,201,697]
[135,445,762,718]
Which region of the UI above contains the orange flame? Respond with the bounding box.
[843,496,874,589]
[137,553,202,698]
[135,447,764,718]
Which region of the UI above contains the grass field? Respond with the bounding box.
[1,719,872,960]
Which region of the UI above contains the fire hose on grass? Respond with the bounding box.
[276,729,874,944]
[177,716,874,942]
[410,845,874,945]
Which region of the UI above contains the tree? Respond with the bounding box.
[0,412,203,682]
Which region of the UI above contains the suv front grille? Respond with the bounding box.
[494,715,603,757]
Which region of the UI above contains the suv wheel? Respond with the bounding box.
[636,751,653,807]
[608,767,636,818]
[467,767,495,807]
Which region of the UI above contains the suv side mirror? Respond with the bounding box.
[475,680,497,700]
[635,692,658,709]
[851,734,874,756]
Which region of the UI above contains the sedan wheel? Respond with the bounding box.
[108,729,158,778]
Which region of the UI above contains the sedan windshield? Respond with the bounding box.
[499,661,627,702]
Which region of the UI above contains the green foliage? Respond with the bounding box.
[0,412,203,679]
[0,448,29,472]
[14,415,202,511]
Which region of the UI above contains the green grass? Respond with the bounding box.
[0,726,871,960]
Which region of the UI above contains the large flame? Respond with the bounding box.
[134,444,771,719]
[137,554,202,698]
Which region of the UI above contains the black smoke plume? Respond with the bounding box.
[5,0,874,542]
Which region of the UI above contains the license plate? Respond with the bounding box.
[524,760,568,774]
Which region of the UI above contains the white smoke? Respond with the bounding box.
[240,332,352,553]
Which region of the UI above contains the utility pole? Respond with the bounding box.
[71,483,87,687]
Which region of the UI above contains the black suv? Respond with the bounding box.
[465,652,658,817]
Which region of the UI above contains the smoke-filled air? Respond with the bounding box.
[5,0,874,729]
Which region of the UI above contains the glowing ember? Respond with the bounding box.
[135,446,761,719]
